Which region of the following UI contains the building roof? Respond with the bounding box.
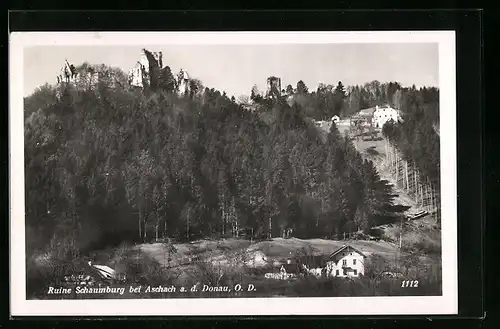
[356,107,377,117]
[329,244,366,259]
[296,254,328,268]
[280,263,304,274]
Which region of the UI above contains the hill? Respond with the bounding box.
[24,63,441,298]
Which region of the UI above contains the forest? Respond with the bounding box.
[24,63,439,262]
[262,79,440,185]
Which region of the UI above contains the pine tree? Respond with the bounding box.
[296,80,308,94]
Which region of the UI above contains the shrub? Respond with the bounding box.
[414,237,441,255]
[114,249,175,286]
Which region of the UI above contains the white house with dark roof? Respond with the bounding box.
[325,244,366,278]
[372,105,402,129]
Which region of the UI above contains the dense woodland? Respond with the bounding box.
[258,79,440,183]
[24,63,439,261]
[381,87,440,185]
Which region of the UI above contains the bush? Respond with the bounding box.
[414,237,441,255]
[115,250,174,286]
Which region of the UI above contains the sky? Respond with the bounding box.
[23,43,438,98]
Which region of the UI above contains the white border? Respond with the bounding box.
[9,31,457,316]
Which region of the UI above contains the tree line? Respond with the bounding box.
[381,86,440,185]
[25,64,406,259]
[249,78,440,186]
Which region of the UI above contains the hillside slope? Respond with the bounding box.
[314,118,440,251]
[315,119,419,214]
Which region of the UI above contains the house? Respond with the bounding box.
[325,244,366,278]
[350,107,376,127]
[264,259,304,280]
[372,105,402,129]
[61,260,126,286]
[331,115,340,123]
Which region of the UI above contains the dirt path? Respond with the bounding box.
[314,119,420,213]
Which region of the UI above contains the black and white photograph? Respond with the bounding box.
[10,31,457,316]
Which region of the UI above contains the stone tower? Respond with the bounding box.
[128,48,164,88]
[266,76,281,99]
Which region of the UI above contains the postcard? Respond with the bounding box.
[10,31,457,316]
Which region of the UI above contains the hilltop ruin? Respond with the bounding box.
[127,48,191,95]
[55,48,192,96]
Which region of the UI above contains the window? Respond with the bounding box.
[353,269,358,275]
[353,259,356,265]
[336,270,339,276]
[342,259,347,266]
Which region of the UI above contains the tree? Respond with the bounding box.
[334,81,347,98]
[237,95,251,106]
[189,78,204,99]
[250,84,263,102]
[296,80,308,94]
[24,61,403,278]
[317,83,327,94]
[158,66,177,93]
[286,84,294,95]
[333,81,347,116]
[24,83,58,118]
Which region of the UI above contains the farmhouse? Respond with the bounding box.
[325,244,366,278]
[372,105,402,128]
[350,107,376,127]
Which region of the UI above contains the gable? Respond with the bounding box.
[329,245,366,260]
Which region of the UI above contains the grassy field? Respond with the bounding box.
[29,234,441,300]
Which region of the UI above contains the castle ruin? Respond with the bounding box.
[128,48,191,95]
[266,76,282,99]
[56,48,191,95]
[177,69,190,95]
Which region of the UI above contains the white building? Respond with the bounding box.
[325,245,366,278]
[372,105,402,129]
[331,115,340,123]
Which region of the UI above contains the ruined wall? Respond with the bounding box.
[128,62,145,88]
[129,49,165,89]
[177,69,190,95]
[55,49,189,95]
[266,77,282,99]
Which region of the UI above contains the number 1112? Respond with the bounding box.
[401,280,419,288]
